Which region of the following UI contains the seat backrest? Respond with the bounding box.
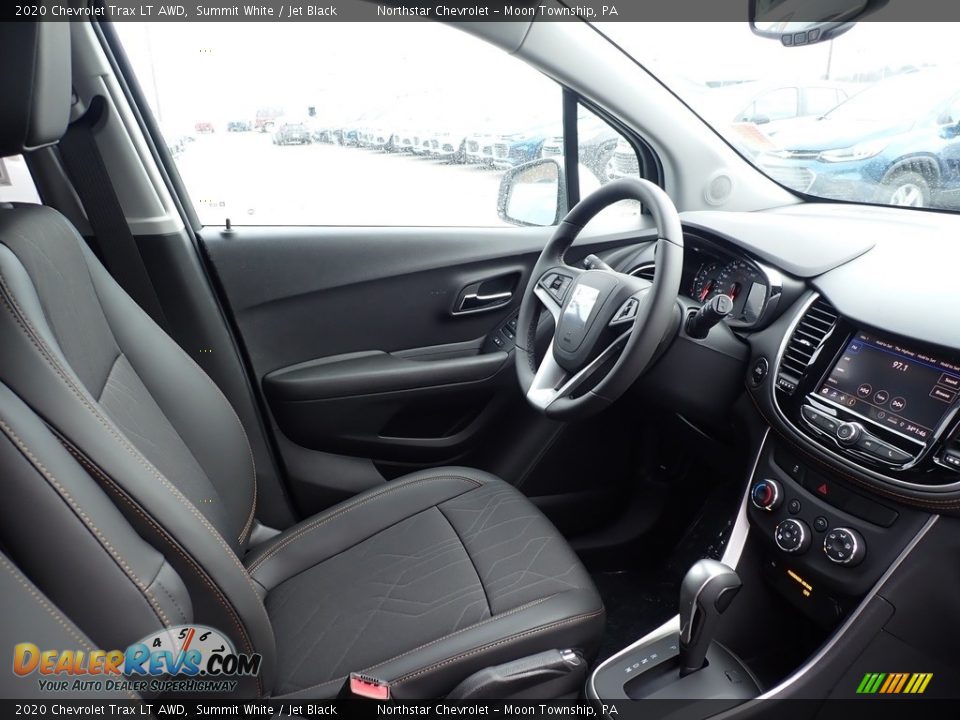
[0,22,276,695]
[0,207,278,695]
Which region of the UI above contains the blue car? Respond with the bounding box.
[758,71,960,209]
[490,132,547,170]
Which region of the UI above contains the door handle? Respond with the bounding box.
[452,273,520,316]
[457,290,513,314]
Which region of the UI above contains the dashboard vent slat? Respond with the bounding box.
[776,297,838,395]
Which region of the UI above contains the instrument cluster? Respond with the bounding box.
[685,246,775,327]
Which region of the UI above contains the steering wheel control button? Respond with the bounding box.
[751,479,782,511]
[540,272,573,304]
[814,516,829,532]
[775,518,811,554]
[824,527,865,566]
[750,358,769,387]
[609,297,640,326]
[835,421,862,445]
[787,499,802,515]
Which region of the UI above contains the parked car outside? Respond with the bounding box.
[488,122,556,170]
[756,70,960,208]
[272,122,313,145]
[693,81,853,136]
[194,121,215,134]
[227,121,251,132]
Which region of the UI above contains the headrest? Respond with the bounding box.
[0,22,71,157]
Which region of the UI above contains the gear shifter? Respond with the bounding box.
[678,559,742,677]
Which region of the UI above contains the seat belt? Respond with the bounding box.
[58,95,170,332]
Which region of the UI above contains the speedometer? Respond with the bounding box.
[716,260,758,302]
[690,262,724,303]
[715,260,767,323]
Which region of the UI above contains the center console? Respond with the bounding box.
[589,290,960,712]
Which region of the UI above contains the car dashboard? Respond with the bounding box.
[589,200,960,702]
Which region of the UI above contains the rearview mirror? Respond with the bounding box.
[497,158,568,227]
[749,0,888,46]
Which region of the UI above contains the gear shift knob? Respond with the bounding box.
[678,559,742,677]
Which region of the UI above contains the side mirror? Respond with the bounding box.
[497,158,568,227]
[749,0,888,46]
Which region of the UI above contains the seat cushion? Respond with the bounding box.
[245,467,604,699]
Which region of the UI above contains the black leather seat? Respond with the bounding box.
[0,23,603,699]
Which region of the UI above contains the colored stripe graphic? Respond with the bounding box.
[893,673,909,693]
[878,674,896,694]
[857,672,932,694]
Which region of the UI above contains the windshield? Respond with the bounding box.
[601,22,960,211]
[824,74,949,123]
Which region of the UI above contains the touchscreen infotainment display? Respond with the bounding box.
[818,331,960,442]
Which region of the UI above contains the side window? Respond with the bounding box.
[0,155,41,204]
[805,87,843,117]
[576,104,642,226]
[116,22,563,227]
[752,87,799,122]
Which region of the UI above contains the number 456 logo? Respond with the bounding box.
[126,625,261,677]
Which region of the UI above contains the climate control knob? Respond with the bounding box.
[775,518,811,554]
[824,527,866,566]
[751,479,782,511]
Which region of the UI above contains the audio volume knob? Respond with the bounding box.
[751,479,782,511]
[824,527,866,566]
[836,422,863,446]
[775,518,811,554]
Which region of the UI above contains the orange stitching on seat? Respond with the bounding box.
[80,237,258,546]
[282,594,599,697]
[163,343,257,545]
[246,474,482,575]
[0,418,171,628]
[0,274,275,647]
[0,555,140,702]
[66,444,264,696]
[363,595,555,674]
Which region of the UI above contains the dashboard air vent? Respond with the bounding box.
[776,297,838,395]
[630,263,656,282]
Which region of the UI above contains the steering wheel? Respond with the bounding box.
[515,178,684,420]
